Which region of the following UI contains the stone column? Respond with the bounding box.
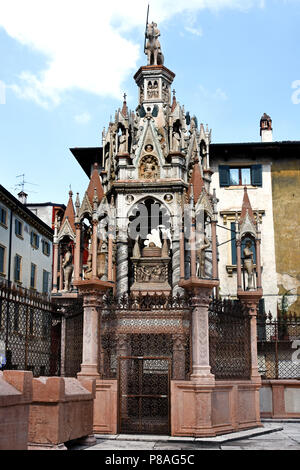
[74,279,112,380]
[74,223,81,281]
[172,239,182,295]
[59,251,64,291]
[179,278,218,384]
[107,232,114,282]
[236,239,242,290]
[92,220,98,279]
[52,243,59,293]
[172,334,186,381]
[211,220,218,280]
[256,237,262,289]
[116,230,128,296]
[238,290,263,384]
[60,315,66,377]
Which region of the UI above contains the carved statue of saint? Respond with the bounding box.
[118,131,127,154]
[145,22,164,66]
[62,248,73,291]
[97,241,106,279]
[243,240,255,290]
[196,234,210,278]
[172,131,181,152]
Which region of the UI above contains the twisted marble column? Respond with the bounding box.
[172,240,184,295]
[116,235,128,296]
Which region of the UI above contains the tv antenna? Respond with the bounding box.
[15,174,39,195]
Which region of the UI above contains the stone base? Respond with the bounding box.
[171,379,262,437]
[93,380,118,435]
[75,434,97,446]
[28,443,67,451]
[260,380,300,419]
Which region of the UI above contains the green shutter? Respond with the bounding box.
[219,165,230,187]
[0,247,4,273]
[251,164,262,187]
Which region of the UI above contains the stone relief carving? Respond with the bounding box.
[147,80,159,99]
[136,265,167,283]
[139,155,159,180]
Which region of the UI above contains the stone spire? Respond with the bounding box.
[240,186,255,224]
[61,190,76,234]
[86,163,104,205]
[187,160,204,204]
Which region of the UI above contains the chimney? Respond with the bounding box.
[18,191,28,205]
[260,113,273,142]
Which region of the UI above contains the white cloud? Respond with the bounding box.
[74,112,92,125]
[0,0,267,108]
[198,84,229,101]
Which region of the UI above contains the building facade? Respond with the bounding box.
[0,185,53,294]
[210,122,300,317]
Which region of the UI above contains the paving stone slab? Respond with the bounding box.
[116,434,169,442]
[194,425,283,444]
[86,440,156,451]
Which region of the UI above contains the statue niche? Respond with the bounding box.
[139,155,159,180]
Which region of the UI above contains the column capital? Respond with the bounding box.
[179,277,219,307]
[237,289,263,316]
[73,279,113,307]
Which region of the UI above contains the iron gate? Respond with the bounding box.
[118,356,171,435]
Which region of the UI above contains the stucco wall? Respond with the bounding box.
[271,159,300,315]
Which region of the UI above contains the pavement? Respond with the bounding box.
[67,420,300,451]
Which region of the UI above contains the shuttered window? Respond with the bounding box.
[0,246,5,274]
[42,270,50,294]
[219,164,262,187]
[14,255,22,282]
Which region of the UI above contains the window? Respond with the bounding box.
[14,255,22,283]
[219,165,262,187]
[15,219,23,238]
[30,263,36,289]
[30,231,40,249]
[42,240,51,256]
[0,207,7,226]
[0,245,5,275]
[42,270,50,294]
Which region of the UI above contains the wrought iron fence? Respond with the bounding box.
[57,300,83,378]
[0,280,61,377]
[257,312,300,379]
[208,299,251,380]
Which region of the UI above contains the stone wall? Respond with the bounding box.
[260,380,300,418]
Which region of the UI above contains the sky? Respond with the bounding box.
[0,0,299,204]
